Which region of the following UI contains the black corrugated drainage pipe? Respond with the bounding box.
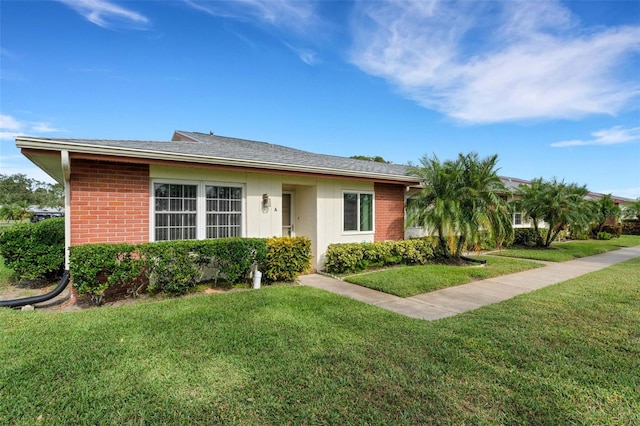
[0,270,70,309]
[460,256,487,265]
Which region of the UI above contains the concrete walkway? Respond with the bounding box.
[298,246,640,320]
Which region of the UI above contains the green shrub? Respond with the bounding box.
[0,217,64,280]
[465,230,505,251]
[599,224,622,238]
[263,237,312,282]
[323,239,437,274]
[69,243,142,305]
[193,238,268,284]
[622,220,640,235]
[323,243,366,274]
[69,237,308,304]
[596,231,612,241]
[511,228,541,247]
[138,241,202,295]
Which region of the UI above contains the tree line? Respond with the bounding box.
[0,174,64,221]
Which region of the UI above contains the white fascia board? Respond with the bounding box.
[16,137,419,184]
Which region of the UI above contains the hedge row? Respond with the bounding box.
[622,220,640,235]
[0,217,65,280]
[69,237,311,305]
[323,239,438,274]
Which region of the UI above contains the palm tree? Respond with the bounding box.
[455,153,513,255]
[590,194,621,234]
[407,152,512,259]
[407,154,461,258]
[517,178,590,247]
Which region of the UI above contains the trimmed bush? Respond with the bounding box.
[263,237,312,282]
[596,232,612,240]
[0,217,64,280]
[69,243,142,305]
[622,220,640,235]
[511,228,541,247]
[323,239,437,274]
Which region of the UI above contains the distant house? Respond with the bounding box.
[16,131,420,270]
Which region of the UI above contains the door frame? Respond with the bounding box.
[282,191,295,237]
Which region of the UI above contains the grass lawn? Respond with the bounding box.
[343,255,543,297]
[2,258,638,425]
[491,235,640,262]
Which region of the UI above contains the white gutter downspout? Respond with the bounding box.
[61,151,71,271]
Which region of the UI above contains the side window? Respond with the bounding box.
[343,192,374,233]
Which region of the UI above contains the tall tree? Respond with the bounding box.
[0,173,63,209]
[407,152,512,258]
[0,174,34,205]
[516,178,591,247]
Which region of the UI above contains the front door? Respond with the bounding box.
[282,192,294,237]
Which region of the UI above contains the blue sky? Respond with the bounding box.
[1,0,639,198]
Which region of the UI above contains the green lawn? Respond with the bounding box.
[491,235,640,262]
[344,255,543,297]
[2,258,639,424]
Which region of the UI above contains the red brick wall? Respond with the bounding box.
[70,159,150,246]
[374,182,405,241]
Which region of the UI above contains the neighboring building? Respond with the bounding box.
[29,207,65,223]
[16,131,420,270]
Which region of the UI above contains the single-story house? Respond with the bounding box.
[16,131,421,270]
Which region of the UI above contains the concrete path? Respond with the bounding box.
[298,246,640,321]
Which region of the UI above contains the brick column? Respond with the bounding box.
[374,182,405,241]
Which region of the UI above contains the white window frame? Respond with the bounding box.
[342,190,375,234]
[150,180,246,241]
[513,212,522,226]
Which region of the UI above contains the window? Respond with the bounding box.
[153,181,244,241]
[513,212,522,226]
[343,192,373,233]
[206,185,242,238]
[154,183,197,241]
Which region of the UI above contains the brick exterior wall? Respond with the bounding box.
[70,159,150,246]
[374,182,405,241]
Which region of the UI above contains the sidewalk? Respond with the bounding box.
[298,246,640,321]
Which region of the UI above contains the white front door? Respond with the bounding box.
[282,192,295,237]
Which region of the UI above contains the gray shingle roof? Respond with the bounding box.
[174,131,412,177]
[19,131,416,182]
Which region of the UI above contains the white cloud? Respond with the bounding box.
[349,0,640,124]
[283,42,318,65]
[0,114,64,141]
[57,0,149,30]
[551,125,640,147]
[183,0,321,64]
[0,114,22,132]
[183,0,317,35]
